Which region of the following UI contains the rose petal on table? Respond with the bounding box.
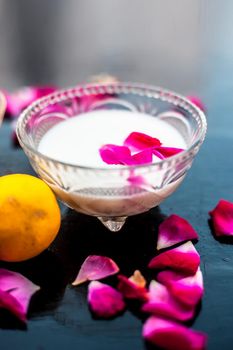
[157,268,204,307]
[72,255,120,286]
[187,96,206,112]
[129,270,147,288]
[117,274,148,302]
[157,214,198,250]
[209,199,233,237]
[99,144,132,165]
[143,316,207,350]
[155,146,184,158]
[88,281,125,318]
[148,241,200,275]
[124,132,161,151]
[0,268,40,322]
[142,280,195,322]
[6,86,57,117]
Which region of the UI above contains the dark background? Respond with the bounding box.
[0,1,233,349]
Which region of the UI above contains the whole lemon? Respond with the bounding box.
[0,174,61,262]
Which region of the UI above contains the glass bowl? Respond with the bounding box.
[16,82,207,231]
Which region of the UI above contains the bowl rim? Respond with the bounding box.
[16,81,207,172]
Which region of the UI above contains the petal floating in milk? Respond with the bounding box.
[99,144,132,165]
[154,146,184,158]
[124,131,161,152]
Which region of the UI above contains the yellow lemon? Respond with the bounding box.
[0,174,61,262]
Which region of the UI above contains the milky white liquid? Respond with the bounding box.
[38,110,186,167]
[38,110,187,217]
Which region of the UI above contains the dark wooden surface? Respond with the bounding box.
[0,120,233,350]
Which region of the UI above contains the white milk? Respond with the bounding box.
[38,110,186,167]
[38,110,187,218]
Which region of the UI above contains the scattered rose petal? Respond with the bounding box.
[157,268,204,307]
[88,281,125,318]
[0,268,40,322]
[124,132,161,152]
[129,270,147,288]
[157,214,198,250]
[117,274,148,302]
[72,255,119,286]
[187,96,206,112]
[143,316,207,350]
[209,199,233,237]
[6,86,57,117]
[142,281,195,322]
[148,241,200,275]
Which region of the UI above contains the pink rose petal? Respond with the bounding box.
[0,268,40,322]
[72,255,119,286]
[99,144,153,165]
[123,132,161,152]
[142,281,195,322]
[99,144,132,165]
[6,86,57,117]
[187,96,206,112]
[157,268,204,307]
[117,274,148,302]
[209,199,233,237]
[0,290,26,321]
[130,149,153,165]
[148,241,200,275]
[88,281,125,318]
[155,146,184,158]
[157,214,198,250]
[143,316,207,350]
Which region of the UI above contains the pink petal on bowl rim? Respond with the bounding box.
[209,199,233,237]
[148,241,200,275]
[0,268,40,322]
[123,132,161,152]
[6,86,57,117]
[143,316,207,350]
[142,281,195,322]
[72,255,120,286]
[187,96,206,112]
[157,268,204,307]
[117,274,148,302]
[129,270,147,288]
[88,281,125,318]
[155,146,184,158]
[157,214,198,250]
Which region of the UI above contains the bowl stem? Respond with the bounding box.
[97,216,127,232]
